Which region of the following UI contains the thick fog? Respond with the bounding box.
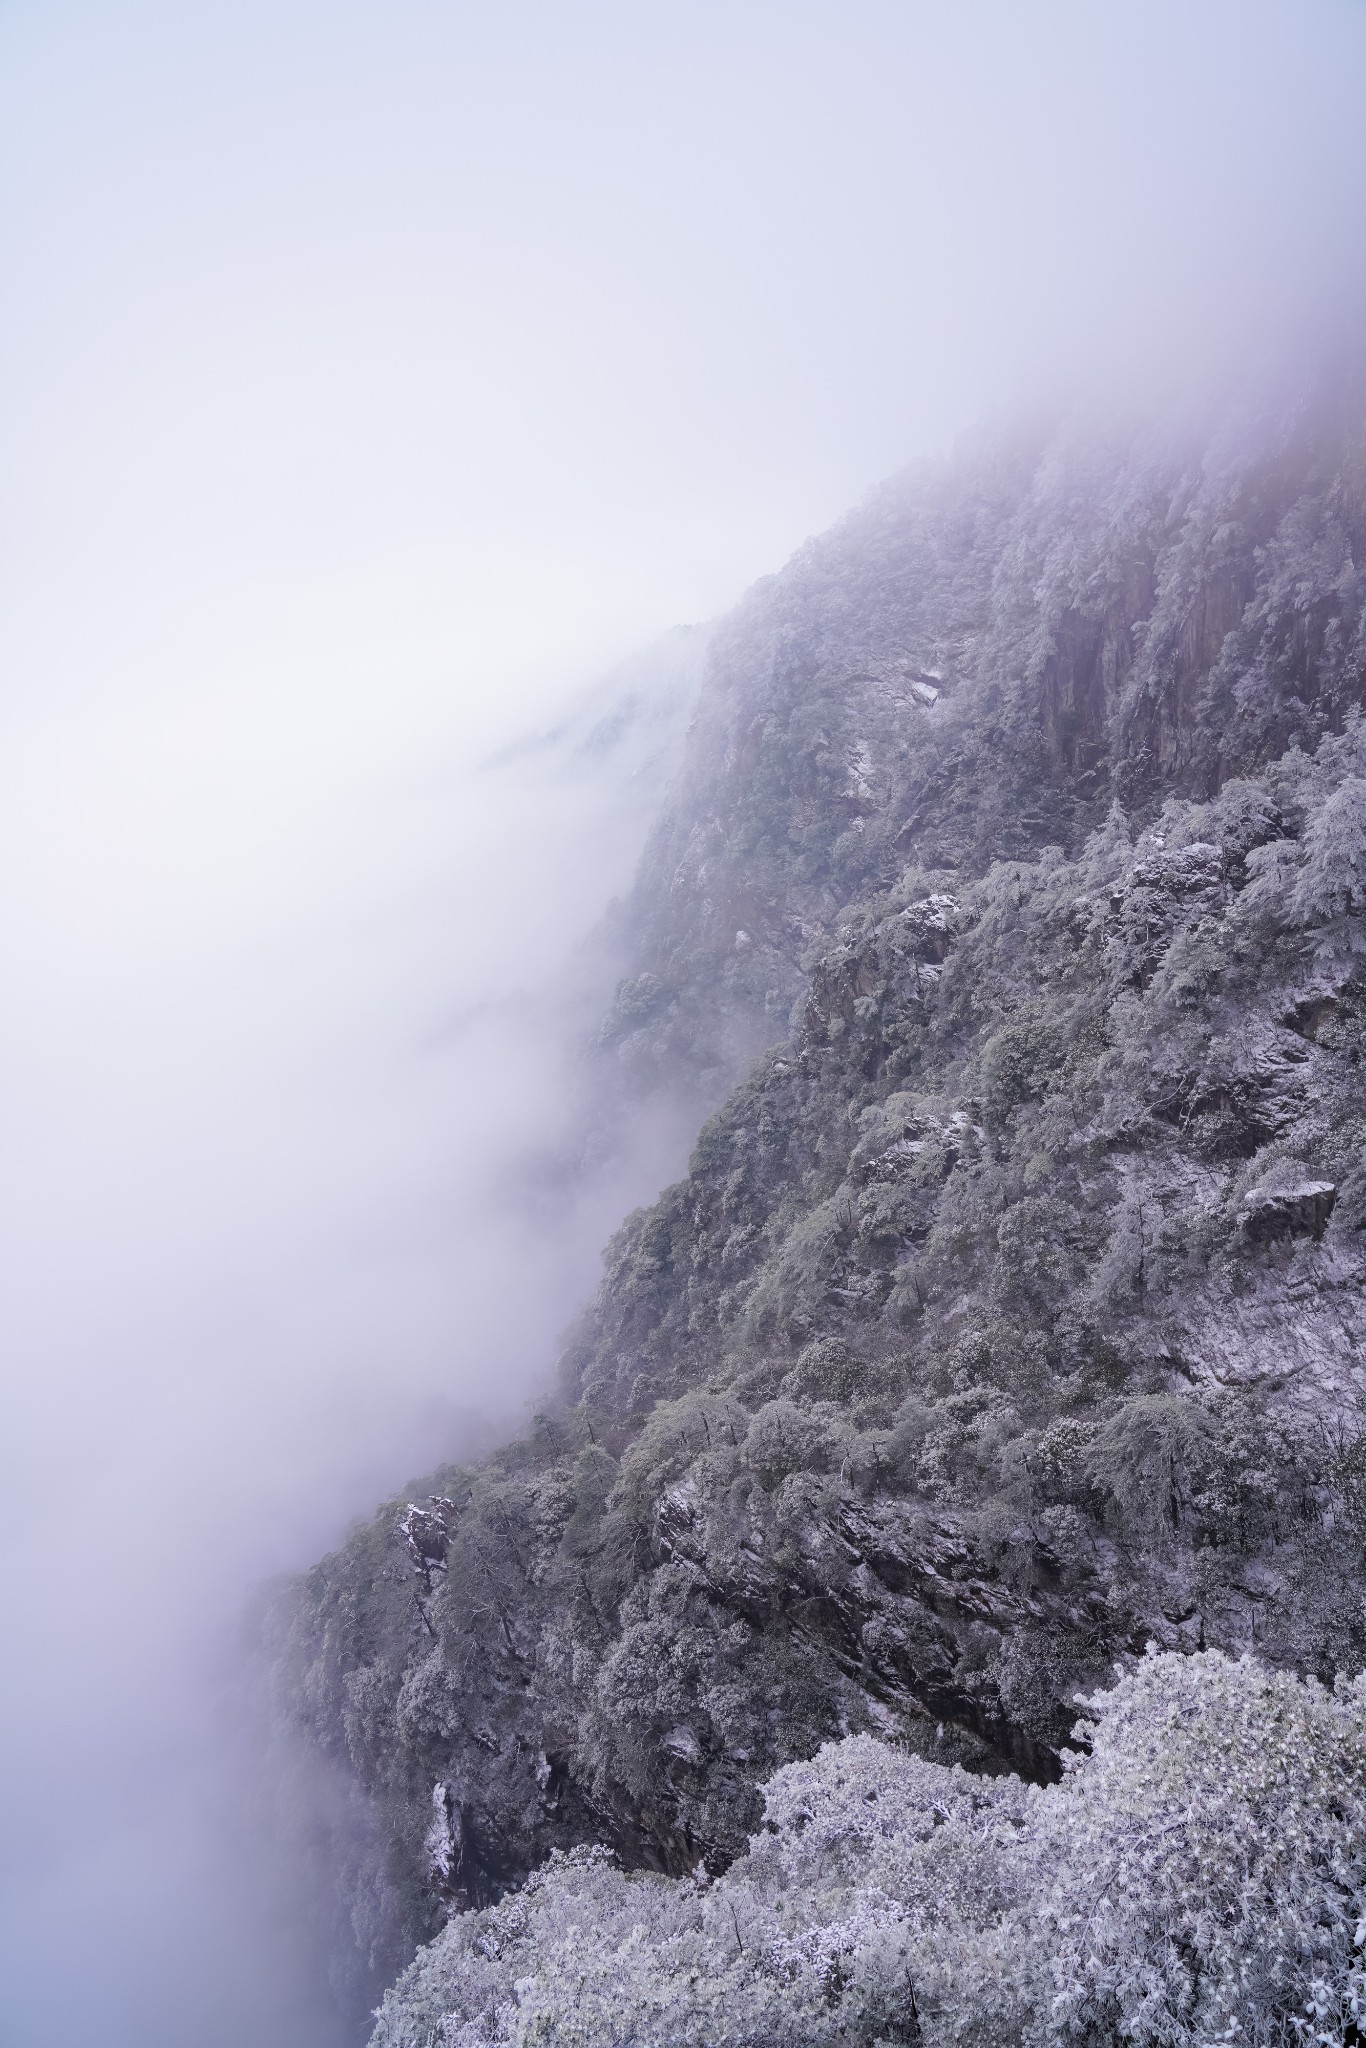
[2,3,1365,2044]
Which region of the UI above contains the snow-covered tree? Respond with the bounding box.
[370,1650,1366,2048]
[1291,773,1366,956]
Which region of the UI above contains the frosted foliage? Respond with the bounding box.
[1290,772,1366,951]
[1032,1653,1366,2048]
[370,1652,1366,2048]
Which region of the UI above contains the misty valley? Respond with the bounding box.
[264,363,1366,2046]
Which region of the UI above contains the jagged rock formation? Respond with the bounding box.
[271,362,1366,2024]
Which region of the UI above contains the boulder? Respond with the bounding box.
[1237,1181,1337,1241]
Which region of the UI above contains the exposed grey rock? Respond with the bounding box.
[1238,1181,1337,1240]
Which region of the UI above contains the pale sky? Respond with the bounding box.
[1,4,1364,2044]
[5,2,1365,739]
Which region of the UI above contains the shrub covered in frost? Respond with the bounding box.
[370,1648,1366,2048]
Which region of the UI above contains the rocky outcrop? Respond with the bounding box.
[1238,1180,1337,1239]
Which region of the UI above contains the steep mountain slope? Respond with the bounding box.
[271,364,1366,2023]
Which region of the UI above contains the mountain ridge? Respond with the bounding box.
[269,364,1366,2034]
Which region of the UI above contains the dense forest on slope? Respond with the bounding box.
[269,363,1366,2035]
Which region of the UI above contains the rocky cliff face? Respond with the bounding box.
[270,364,1366,2026]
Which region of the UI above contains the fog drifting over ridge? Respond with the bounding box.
[0,628,713,2046]
[2,1,1366,2043]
